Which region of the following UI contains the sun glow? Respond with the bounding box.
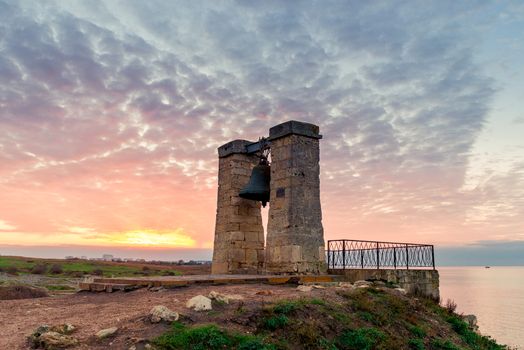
[109,229,196,247]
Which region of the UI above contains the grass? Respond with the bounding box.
[154,323,275,350]
[336,328,385,350]
[409,325,427,338]
[408,338,425,350]
[445,315,505,350]
[0,256,181,277]
[153,287,509,350]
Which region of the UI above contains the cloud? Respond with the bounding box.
[0,0,522,251]
[0,219,16,231]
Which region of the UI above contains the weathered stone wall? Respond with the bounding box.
[265,121,326,274]
[331,269,440,299]
[211,140,265,274]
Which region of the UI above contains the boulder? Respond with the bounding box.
[39,331,78,348]
[311,285,326,289]
[338,282,354,288]
[394,288,407,295]
[29,324,78,349]
[463,314,478,328]
[96,327,118,339]
[354,280,372,288]
[297,285,313,292]
[208,291,245,304]
[186,295,212,311]
[149,305,179,323]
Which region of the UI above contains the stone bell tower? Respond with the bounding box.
[211,121,326,275]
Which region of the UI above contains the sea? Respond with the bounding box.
[439,266,524,349]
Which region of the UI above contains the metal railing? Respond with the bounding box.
[327,239,435,270]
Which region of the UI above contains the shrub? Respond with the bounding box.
[337,327,385,350]
[444,299,457,314]
[31,264,47,274]
[49,264,63,274]
[92,269,103,276]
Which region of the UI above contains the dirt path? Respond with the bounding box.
[0,283,304,349]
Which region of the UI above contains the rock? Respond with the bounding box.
[186,295,212,311]
[208,291,229,304]
[209,291,244,304]
[256,290,274,296]
[394,288,407,295]
[148,286,166,292]
[373,281,386,286]
[50,324,76,335]
[463,314,478,328]
[338,282,354,288]
[354,280,372,287]
[312,285,326,289]
[96,327,118,339]
[39,331,78,348]
[149,305,179,323]
[32,325,50,336]
[29,324,78,348]
[297,285,313,292]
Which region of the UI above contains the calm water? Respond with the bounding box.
[439,266,524,348]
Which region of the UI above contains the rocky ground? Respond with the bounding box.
[0,281,506,350]
[0,283,302,349]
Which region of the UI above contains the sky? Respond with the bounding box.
[0,0,523,264]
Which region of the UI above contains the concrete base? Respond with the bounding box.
[330,269,440,300]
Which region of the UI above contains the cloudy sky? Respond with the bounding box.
[0,0,523,264]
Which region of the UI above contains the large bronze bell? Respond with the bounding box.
[239,158,270,207]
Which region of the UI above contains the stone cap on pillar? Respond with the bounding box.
[218,139,253,158]
[268,120,322,141]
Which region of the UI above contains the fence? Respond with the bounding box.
[327,239,435,270]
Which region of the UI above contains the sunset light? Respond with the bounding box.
[109,230,196,248]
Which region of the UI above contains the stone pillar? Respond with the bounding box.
[211,140,265,274]
[265,121,326,274]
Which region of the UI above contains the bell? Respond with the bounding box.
[239,159,270,207]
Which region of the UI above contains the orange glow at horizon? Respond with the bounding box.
[108,229,196,247]
[0,228,198,249]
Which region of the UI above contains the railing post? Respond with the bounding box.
[360,249,364,268]
[406,244,409,270]
[393,247,397,269]
[327,241,331,271]
[376,242,380,270]
[431,245,435,270]
[342,241,346,271]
